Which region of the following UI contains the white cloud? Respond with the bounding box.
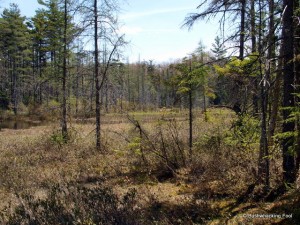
[121,7,194,20]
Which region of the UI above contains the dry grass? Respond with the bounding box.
[0,109,231,204]
[0,108,297,224]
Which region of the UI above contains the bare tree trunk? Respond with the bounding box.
[127,60,131,105]
[203,87,207,121]
[282,0,296,184]
[141,61,145,110]
[61,0,68,140]
[268,0,280,144]
[294,0,300,174]
[239,0,246,59]
[137,60,140,110]
[188,60,193,159]
[189,84,193,159]
[158,70,162,107]
[90,70,94,114]
[250,0,256,53]
[105,79,108,113]
[75,58,79,116]
[12,62,18,115]
[250,0,259,115]
[94,0,101,150]
[257,0,269,190]
[120,65,124,111]
[268,69,281,141]
[38,41,43,105]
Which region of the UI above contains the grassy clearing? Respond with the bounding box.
[0,108,299,224]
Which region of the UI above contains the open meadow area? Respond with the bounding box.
[0,109,299,224]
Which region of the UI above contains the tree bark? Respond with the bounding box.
[251,0,259,115]
[257,0,269,189]
[94,0,101,150]
[188,60,193,159]
[239,0,246,60]
[294,0,300,174]
[11,59,18,115]
[61,0,68,140]
[268,70,281,142]
[282,0,296,184]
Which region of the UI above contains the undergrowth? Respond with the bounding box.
[0,109,297,224]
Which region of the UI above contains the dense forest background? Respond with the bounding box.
[0,0,300,224]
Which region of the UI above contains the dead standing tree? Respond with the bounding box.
[79,0,125,150]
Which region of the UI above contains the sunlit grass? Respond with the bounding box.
[0,108,235,206]
[2,108,293,224]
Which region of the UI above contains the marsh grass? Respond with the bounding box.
[0,108,295,224]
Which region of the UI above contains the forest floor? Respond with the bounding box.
[0,108,299,224]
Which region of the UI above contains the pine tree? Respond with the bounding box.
[210,36,227,60]
[0,4,32,115]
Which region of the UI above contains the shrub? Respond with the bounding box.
[224,114,260,151]
[127,117,186,178]
[50,130,66,148]
[2,183,139,225]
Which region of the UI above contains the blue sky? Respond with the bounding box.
[121,0,220,63]
[1,0,220,63]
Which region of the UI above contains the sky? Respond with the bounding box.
[1,0,220,63]
[120,0,220,63]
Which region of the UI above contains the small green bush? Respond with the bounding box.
[50,130,66,147]
[224,114,260,151]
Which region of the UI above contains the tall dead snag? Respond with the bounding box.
[91,0,124,150]
[250,0,259,115]
[61,0,68,140]
[257,0,269,190]
[94,0,101,149]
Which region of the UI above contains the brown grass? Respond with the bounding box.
[0,108,297,224]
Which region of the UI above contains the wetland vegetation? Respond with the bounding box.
[0,0,300,224]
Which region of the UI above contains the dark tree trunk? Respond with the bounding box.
[257,0,269,189]
[105,79,108,113]
[189,84,193,158]
[188,60,193,159]
[239,0,246,59]
[267,0,280,144]
[203,87,207,120]
[38,41,43,105]
[142,63,146,110]
[90,70,94,113]
[61,0,68,140]
[281,0,296,184]
[12,63,18,115]
[251,0,259,115]
[75,60,79,116]
[250,0,256,53]
[94,0,101,150]
[268,69,281,141]
[294,0,300,173]
[127,61,131,105]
